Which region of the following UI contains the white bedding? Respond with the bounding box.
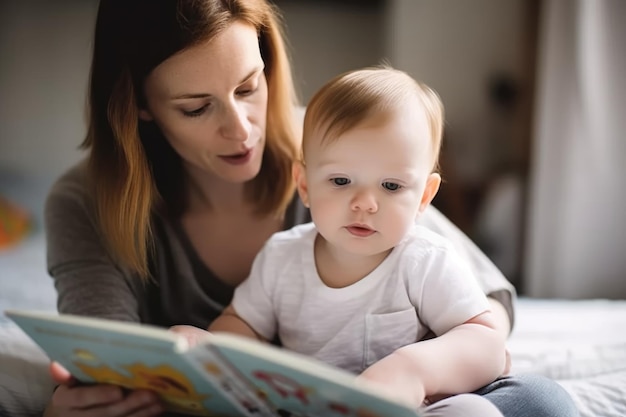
[0,232,57,417]
[1,173,58,416]
[0,234,56,322]
[507,298,626,416]
[1,213,625,415]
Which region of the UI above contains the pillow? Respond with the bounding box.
[0,196,32,250]
[0,324,56,417]
[0,171,58,416]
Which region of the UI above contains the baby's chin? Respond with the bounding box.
[328,236,395,259]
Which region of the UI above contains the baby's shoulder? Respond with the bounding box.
[263,222,316,251]
[403,224,456,253]
[394,225,465,271]
[396,225,469,279]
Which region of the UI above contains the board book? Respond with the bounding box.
[5,309,423,417]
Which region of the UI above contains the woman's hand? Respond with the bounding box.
[43,362,164,417]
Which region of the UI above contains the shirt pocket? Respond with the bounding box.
[364,308,419,369]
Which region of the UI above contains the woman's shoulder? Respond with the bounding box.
[46,159,91,206]
[44,159,95,228]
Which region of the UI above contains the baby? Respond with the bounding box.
[180,66,506,416]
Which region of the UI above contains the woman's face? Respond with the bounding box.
[140,21,268,184]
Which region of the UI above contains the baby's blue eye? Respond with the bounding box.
[331,177,350,186]
[382,182,401,191]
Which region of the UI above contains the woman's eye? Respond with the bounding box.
[382,182,402,192]
[182,105,208,118]
[237,86,257,96]
[331,177,350,187]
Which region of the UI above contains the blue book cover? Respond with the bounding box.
[4,310,270,417]
[5,310,422,417]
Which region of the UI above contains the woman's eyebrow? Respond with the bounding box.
[172,92,212,100]
[171,66,264,100]
[238,65,264,84]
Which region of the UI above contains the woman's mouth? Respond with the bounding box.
[219,148,253,165]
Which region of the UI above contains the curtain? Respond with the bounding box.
[524,0,626,298]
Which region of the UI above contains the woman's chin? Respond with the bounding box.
[214,147,264,183]
[218,163,263,184]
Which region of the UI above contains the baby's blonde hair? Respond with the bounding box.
[302,65,444,172]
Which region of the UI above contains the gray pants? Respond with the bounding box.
[423,393,504,417]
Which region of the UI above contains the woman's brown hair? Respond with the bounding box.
[83,0,299,278]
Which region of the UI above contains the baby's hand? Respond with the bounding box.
[169,325,211,347]
[358,353,426,408]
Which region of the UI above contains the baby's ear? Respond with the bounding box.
[292,161,310,208]
[418,173,441,213]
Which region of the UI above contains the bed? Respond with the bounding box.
[507,298,626,416]
[1,174,625,417]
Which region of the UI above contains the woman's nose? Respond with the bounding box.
[350,190,378,213]
[221,102,251,141]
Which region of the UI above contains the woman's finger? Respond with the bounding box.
[51,383,123,409]
[49,361,75,385]
[50,385,162,417]
[105,390,164,417]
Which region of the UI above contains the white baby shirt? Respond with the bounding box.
[232,222,490,374]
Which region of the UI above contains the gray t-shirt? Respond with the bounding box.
[45,160,514,330]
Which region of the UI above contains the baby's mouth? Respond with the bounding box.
[345,224,376,237]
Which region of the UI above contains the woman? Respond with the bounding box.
[43,1,579,416]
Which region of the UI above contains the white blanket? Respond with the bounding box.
[508,298,626,417]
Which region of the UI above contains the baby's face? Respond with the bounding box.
[301,104,436,258]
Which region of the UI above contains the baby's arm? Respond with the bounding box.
[169,305,265,348]
[359,310,506,406]
[209,305,266,341]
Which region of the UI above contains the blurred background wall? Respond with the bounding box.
[0,0,624,298]
[524,0,626,299]
[0,0,96,179]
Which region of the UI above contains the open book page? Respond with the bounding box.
[4,309,264,416]
[6,310,423,417]
[206,333,422,417]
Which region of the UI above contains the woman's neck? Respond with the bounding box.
[183,164,249,215]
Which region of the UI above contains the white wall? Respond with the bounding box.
[0,0,97,179]
[3,1,621,299]
[277,2,385,103]
[0,1,383,178]
[386,0,529,185]
[524,0,626,299]
[0,1,523,183]
[0,0,532,289]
